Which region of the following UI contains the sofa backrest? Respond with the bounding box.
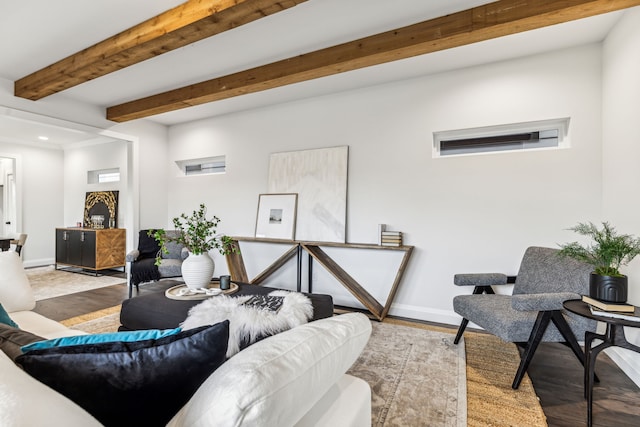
[167,312,372,427]
[161,231,186,260]
[0,251,35,313]
[137,230,161,260]
[139,229,186,260]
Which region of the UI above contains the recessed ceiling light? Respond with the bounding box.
[38,136,49,141]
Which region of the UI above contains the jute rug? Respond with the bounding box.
[25,265,126,301]
[60,305,122,334]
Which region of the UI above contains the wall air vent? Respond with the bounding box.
[433,118,570,157]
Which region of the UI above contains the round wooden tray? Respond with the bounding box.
[165,281,239,300]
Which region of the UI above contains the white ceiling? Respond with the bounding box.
[0,0,629,147]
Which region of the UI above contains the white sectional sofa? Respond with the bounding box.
[0,251,373,426]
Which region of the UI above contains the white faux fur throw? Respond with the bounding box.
[181,290,313,357]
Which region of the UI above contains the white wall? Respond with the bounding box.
[64,141,128,227]
[110,120,170,232]
[602,6,640,386]
[166,43,603,322]
[0,142,63,266]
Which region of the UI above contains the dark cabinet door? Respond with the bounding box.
[81,230,96,268]
[55,229,68,263]
[67,230,84,266]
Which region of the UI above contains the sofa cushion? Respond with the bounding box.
[0,303,18,327]
[17,321,229,427]
[137,229,161,259]
[161,239,186,260]
[21,327,182,352]
[0,324,45,361]
[0,251,35,313]
[294,374,372,427]
[0,351,102,427]
[158,257,183,277]
[8,311,86,340]
[167,313,372,427]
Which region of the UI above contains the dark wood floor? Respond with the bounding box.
[33,281,640,426]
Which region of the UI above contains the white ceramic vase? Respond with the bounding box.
[181,252,215,290]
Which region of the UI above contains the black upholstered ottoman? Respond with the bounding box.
[119,280,334,331]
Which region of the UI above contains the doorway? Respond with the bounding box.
[0,157,17,237]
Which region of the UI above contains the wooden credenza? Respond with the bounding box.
[55,227,126,272]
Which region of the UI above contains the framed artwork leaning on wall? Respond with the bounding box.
[254,193,298,240]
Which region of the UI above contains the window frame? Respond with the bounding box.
[432,118,570,158]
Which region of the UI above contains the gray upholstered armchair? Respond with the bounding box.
[452,246,597,389]
[126,230,188,298]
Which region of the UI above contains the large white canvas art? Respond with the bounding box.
[268,146,348,243]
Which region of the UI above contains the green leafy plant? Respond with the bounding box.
[558,221,640,277]
[149,203,237,266]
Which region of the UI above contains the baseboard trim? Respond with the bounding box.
[605,347,640,388]
[386,302,485,329]
[23,258,55,268]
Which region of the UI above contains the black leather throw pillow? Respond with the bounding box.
[16,321,229,427]
[0,323,46,361]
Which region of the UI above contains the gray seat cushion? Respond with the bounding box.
[158,258,183,278]
[453,246,597,343]
[453,293,591,342]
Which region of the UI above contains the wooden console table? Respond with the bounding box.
[225,237,414,320]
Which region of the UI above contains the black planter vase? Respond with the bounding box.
[589,273,628,303]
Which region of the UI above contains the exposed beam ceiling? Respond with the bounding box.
[106,0,640,122]
[14,0,307,100]
[10,0,640,124]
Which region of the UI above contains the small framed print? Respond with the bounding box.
[254,193,298,240]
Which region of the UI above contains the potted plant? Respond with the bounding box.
[149,203,236,290]
[558,221,640,303]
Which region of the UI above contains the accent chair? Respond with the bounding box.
[452,246,596,389]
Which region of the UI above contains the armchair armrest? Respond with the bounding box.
[454,273,509,287]
[126,249,140,263]
[511,292,580,311]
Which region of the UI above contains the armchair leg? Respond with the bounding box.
[512,310,596,389]
[513,311,553,389]
[454,319,469,344]
[551,311,585,364]
[128,283,140,299]
[552,311,599,384]
[454,285,495,345]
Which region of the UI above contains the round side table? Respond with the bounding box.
[563,299,640,427]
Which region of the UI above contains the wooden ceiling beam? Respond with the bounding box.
[107,0,640,122]
[14,0,308,100]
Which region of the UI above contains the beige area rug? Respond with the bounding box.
[348,321,466,427]
[25,265,126,301]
